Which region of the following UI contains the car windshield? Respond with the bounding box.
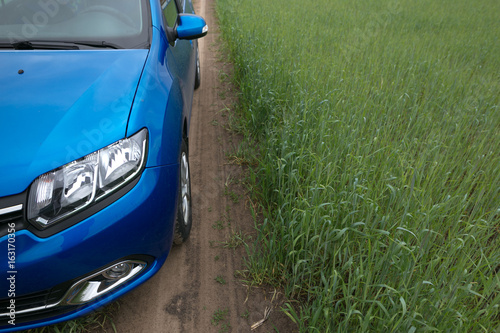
[0,0,150,49]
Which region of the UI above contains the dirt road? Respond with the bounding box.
[110,1,294,332]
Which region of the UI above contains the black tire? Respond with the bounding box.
[194,45,201,90]
[173,138,192,245]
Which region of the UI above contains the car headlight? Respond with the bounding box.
[27,128,148,228]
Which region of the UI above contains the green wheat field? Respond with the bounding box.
[216,0,500,331]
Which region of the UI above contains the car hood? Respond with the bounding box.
[0,49,149,197]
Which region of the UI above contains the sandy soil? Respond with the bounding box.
[109,0,296,332]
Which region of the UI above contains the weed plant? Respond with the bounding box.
[216,0,500,331]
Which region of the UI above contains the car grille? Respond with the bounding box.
[0,192,28,238]
[0,208,23,226]
[0,290,53,314]
[0,207,24,238]
[0,283,74,326]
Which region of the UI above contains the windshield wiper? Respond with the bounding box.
[3,41,80,50]
[69,41,123,49]
[0,40,123,50]
[19,41,80,50]
[0,44,14,49]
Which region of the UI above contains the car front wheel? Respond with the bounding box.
[173,138,192,244]
[194,45,201,90]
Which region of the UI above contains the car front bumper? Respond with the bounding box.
[0,164,179,331]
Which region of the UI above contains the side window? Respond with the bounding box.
[161,0,179,28]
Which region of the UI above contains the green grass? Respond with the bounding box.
[211,308,231,332]
[215,275,227,285]
[215,0,500,331]
[212,219,225,230]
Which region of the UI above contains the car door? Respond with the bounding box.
[160,0,196,119]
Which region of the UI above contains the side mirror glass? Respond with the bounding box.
[176,14,208,40]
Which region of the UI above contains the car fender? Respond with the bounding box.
[127,26,184,167]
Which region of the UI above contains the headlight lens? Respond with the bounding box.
[28,129,148,228]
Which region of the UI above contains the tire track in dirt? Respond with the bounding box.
[110,1,295,332]
[110,0,251,331]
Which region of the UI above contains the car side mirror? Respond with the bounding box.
[176,14,208,40]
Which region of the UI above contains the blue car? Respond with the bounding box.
[0,0,206,330]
